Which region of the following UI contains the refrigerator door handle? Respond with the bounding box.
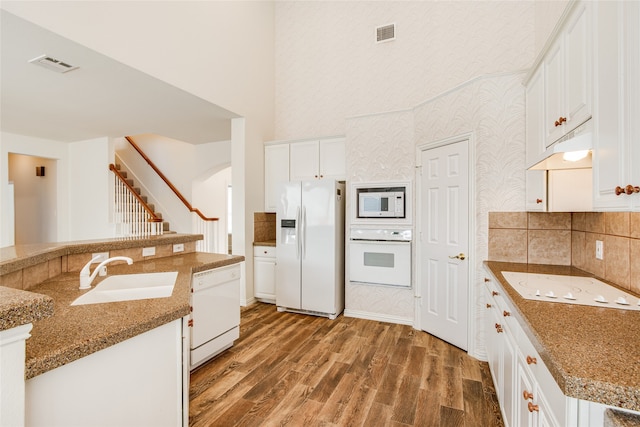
[301,206,306,259]
[295,207,301,260]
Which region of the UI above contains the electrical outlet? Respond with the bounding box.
[595,240,603,260]
[91,252,109,263]
[173,243,184,253]
[142,246,156,257]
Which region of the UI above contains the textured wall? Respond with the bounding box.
[345,72,526,355]
[275,1,535,139]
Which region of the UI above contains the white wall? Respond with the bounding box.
[1,132,70,246]
[8,154,57,244]
[193,166,231,253]
[274,1,536,139]
[67,137,114,241]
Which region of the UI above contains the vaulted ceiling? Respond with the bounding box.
[1,10,238,144]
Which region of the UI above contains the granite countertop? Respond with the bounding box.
[0,233,202,276]
[253,240,276,247]
[484,261,640,412]
[23,252,243,379]
[0,287,54,331]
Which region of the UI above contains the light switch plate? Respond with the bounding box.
[595,240,603,260]
[142,247,156,257]
[173,243,184,253]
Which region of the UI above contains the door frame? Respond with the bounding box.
[414,132,477,356]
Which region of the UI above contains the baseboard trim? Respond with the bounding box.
[343,309,413,325]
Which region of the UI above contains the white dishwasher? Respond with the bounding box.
[190,263,241,370]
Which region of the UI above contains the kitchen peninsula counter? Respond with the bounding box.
[15,252,243,379]
[484,261,640,412]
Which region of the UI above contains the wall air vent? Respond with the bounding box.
[28,54,79,73]
[376,23,396,43]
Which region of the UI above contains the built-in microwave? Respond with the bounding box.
[357,186,406,218]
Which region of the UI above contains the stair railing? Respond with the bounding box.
[109,164,164,237]
[124,136,219,252]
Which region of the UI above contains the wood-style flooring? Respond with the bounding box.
[189,303,503,427]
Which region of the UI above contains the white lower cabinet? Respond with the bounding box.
[484,274,567,427]
[254,246,276,302]
[25,318,188,427]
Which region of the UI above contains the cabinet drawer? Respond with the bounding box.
[254,246,276,258]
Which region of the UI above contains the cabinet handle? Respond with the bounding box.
[615,185,640,196]
[523,390,534,401]
[554,116,567,127]
[486,303,492,308]
[495,323,503,333]
[536,198,543,204]
[484,277,490,282]
[503,310,511,317]
[492,291,499,296]
[526,355,537,365]
[528,402,539,413]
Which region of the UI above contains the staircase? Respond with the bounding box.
[112,163,171,234]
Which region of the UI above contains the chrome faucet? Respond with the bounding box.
[79,256,133,289]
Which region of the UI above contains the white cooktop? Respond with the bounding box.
[501,271,640,311]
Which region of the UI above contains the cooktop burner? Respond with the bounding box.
[501,272,640,311]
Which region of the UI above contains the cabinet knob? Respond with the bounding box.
[536,198,543,204]
[615,185,640,196]
[484,277,490,282]
[320,175,324,178]
[503,310,511,317]
[492,291,499,297]
[495,323,503,333]
[554,116,567,127]
[523,390,534,401]
[526,355,537,365]
[528,402,539,413]
[486,303,492,308]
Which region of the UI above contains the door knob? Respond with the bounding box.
[449,253,466,260]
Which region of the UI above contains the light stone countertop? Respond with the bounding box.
[485,261,640,412]
[22,252,243,379]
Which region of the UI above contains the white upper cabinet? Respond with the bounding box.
[544,1,592,148]
[264,144,289,212]
[593,0,640,210]
[290,138,346,181]
[265,136,346,212]
[525,66,547,211]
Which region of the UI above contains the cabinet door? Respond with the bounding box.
[593,1,630,210]
[544,40,565,147]
[254,256,276,300]
[525,66,547,211]
[290,140,320,181]
[564,2,592,130]
[501,323,517,427]
[516,362,536,427]
[319,138,346,180]
[265,144,290,212]
[625,0,640,209]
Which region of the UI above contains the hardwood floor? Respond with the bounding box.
[189,303,503,427]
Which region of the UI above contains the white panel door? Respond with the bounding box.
[419,140,469,350]
[301,180,337,313]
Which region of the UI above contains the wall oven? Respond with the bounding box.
[349,228,412,288]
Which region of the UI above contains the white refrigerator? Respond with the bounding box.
[276,180,345,319]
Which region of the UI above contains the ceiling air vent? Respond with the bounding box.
[28,55,79,73]
[376,23,396,43]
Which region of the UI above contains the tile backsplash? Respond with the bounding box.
[489,212,640,295]
[253,212,276,243]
